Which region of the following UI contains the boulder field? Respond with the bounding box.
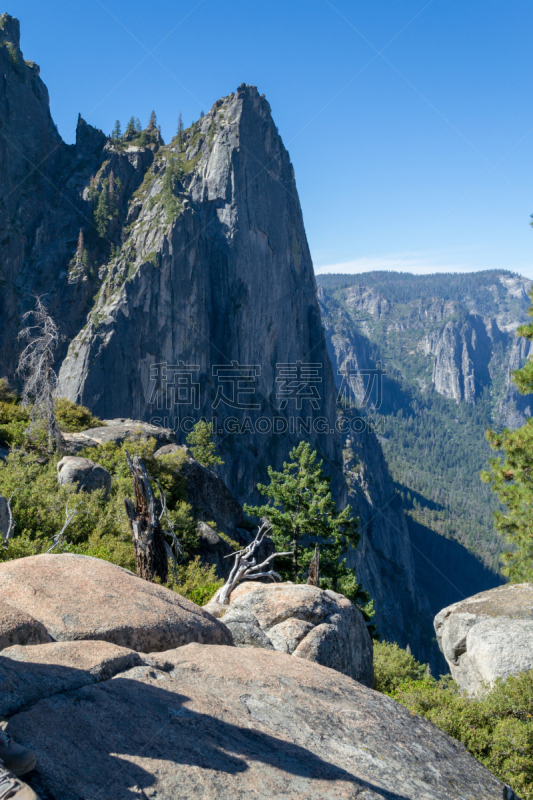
[207,581,374,688]
[0,553,520,798]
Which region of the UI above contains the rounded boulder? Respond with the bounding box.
[57,456,112,497]
[208,582,373,687]
[435,582,533,694]
[0,554,233,653]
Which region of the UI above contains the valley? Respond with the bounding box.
[318,270,533,615]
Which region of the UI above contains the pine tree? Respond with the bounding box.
[482,287,533,580]
[186,420,224,469]
[148,110,157,129]
[176,111,183,149]
[200,110,204,118]
[135,117,142,133]
[111,119,122,141]
[244,442,373,622]
[94,180,110,239]
[125,116,135,137]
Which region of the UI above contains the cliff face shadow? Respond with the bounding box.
[407,516,503,618]
[4,662,417,800]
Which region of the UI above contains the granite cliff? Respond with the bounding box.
[0,16,438,662]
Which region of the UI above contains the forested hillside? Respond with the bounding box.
[318,269,532,596]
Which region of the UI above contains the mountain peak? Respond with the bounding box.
[0,13,20,48]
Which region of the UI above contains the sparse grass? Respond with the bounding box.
[182,150,202,175]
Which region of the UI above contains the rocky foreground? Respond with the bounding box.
[436,582,533,695]
[0,554,519,799]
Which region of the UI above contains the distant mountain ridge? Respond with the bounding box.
[317,269,533,615]
[318,269,532,427]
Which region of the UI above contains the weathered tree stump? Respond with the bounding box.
[307,545,320,586]
[124,452,168,582]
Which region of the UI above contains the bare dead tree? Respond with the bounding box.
[124,451,168,582]
[2,492,16,549]
[307,545,320,586]
[211,522,291,606]
[153,476,183,583]
[45,497,87,553]
[16,296,65,452]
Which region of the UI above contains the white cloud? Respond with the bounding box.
[313,254,476,276]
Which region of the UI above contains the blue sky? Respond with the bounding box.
[8,0,533,276]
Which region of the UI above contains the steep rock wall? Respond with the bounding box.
[56,85,341,500]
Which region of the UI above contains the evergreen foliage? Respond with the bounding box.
[482,288,533,579]
[376,640,533,799]
[94,180,111,238]
[316,271,526,575]
[0,378,16,403]
[408,678,533,800]
[125,116,136,137]
[400,681,533,796]
[93,174,121,240]
[373,640,427,693]
[317,269,523,315]
[160,158,182,223]
[54,398,103,432]
[111,119,122,141]
[0,421,199,576]
[148,110,157,128]
[244,442,373,624]
[513,289,533,394]
[0,396,227,604]
[176,111,183,149]
[173,556,223,605]
[186,420,224,469]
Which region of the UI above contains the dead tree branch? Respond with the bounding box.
[2,492,16,549]
[46,497,86,553]
[124,451,168,582]
[154,476,183,583]
[211,522,291,605]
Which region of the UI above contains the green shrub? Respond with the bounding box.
[0,397,104,447]
[54,398,104,432]
[186,420,223,468]
[0,429,232,609]
[171,556,223,606]
[376,641,533,799]
[0,378,16,403]
[0,400,29,448]
[373,641,427,693]
[0,438,198,569]
[393,673,533,799]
